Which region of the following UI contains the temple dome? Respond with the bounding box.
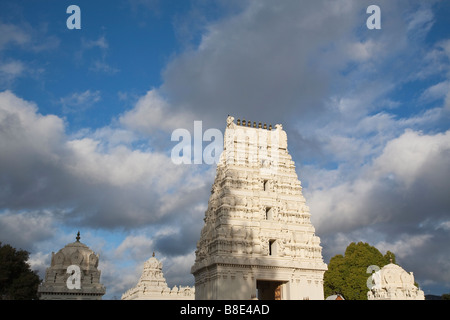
[37,231,106,300]
[50,232,99,269]
[367,263,425,300]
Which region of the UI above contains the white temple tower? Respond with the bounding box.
[38,232,106,300]
[121,253,195,300]
[191,116,327,300]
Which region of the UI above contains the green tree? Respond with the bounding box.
[324,242,396,300]
[0,242,41,300]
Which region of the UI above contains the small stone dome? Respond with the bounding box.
[51,232,99,269]
[38,231,106,300]
[380,263,415,289]
[367,263,425,300]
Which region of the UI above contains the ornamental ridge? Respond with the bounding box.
[236,118,272,130]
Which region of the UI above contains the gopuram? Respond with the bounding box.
[121,253,195,300]
[38,232,106,300]
[191,116,327,300]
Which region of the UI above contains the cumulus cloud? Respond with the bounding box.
[0,210,56,251]
[0,89,209,234]
[158,1,440,128]
[375,234,433,260]
[160,1,358,127]
[308,128,450,292]
[0,89,210,297]
[115,234,154,261]
[119,89,195,135]
[310,129,450,233]
[1,0,449,298]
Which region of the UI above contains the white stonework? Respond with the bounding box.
[367,263,425,300]
[38,232,106,300]
[121,253,195,300]
[191,116,327,300]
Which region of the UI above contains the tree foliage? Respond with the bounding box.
[324,242,396,300]
[0,242,41,300]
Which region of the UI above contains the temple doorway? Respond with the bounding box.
[256,280,287,300]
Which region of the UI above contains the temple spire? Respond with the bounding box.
[191,116,327,299]
[76,231,80,242]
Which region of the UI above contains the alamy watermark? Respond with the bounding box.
[366,5,381,30]
[66,5,81,30]
[366,265,382,290]
[66,264,81,289]
[171,121,222,165]
[65,4,380,31]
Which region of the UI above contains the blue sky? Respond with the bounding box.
[0,0,450,299]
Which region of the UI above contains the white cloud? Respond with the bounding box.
[406,7,435,37]
[371,129,450,188]
[0,89,212,298]
[0,21,59,87]
[1,0,450,298]
[115,234,154,261]
[82,36,109,50]
[0,60,24,76]
[0,90,65,159]
[0,89,211,237]
[75,36,118,75]
[119,89,195,134]
[0,60,25,85]
[89,60,119,74]
[0,21,30,50]
[420,81,450,103]
[59,90,101,113]
[160,0,364,126]
[309,129,450,235]
[163,251,196,287]
[375,234,433,259]
[0,210,56,250]
[420,80,450,111]
[346,40,378,62]
[437,221,450,231]
[28,251,50,273]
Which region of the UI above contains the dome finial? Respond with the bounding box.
[76,231,80,242]
[152,251,155,257]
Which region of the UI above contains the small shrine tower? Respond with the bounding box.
[367,263,425,300]
[121,252,195,300]
[191,116,327,300]
[38,232,106,300]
